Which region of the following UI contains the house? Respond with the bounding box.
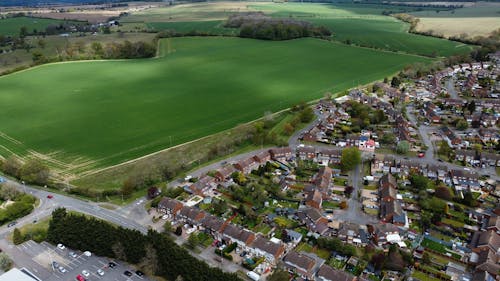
[283,251,317,280]
[317,148,342,165]
[188,175,216,195]
[482,215,500,233]
[297,208,329,235]
[200,214,226,239]
[250,236,285,264]
[215,165,236,182]
[449,169,480,191]
[379,174,397,195]
[305,189,323,209]
[314,166,333,190]
[441,127,462,147]
[178,206,206,226]
[269,147,292,161]
[380,200,406,226]
[253,151,271,164]
[157,197,183,217]
[456,150,479,165]
[297,146,316,161]
[221,224,255,250]
[481,153,500,167]
[471,248,500,279]
[317,264,356,281]
[370,223,400,246]
[470,230,500,253]
[234,157,259,174]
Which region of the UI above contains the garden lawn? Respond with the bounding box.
[0,36,429,174]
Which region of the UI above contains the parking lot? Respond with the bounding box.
[15,240,152,281]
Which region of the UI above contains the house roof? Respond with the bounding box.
[200,214,225,232]
[314,167,333,189]
[216,165,236,179]
[158,197,182,211]
[223,224,255,245]
[283,251,316,275]
[251,236,285,258]
[179,206,206,222]
[317,264,355,281]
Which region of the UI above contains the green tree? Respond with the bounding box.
[341,147,361,171]
[456,119,468,130]
[299,107,314,123]
[391,76,401,87]
[20,159,50,185]
[19,26,28,38]
[283,123,295,135]
[12,228,23,245]
[0,253,13,271]
[185,233,199,249]
[37,39,46,49]
[396,141,409,154]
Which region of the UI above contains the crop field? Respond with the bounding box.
[0,17,80,36]
[120,2,472,57]
[412,2,500,38]
[0,36,429,176]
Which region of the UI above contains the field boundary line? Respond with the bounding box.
[0,131,22,145]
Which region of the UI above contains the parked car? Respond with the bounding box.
[124,270,133,277]
[418,152,425,158]
[108,261,117,268]
[83,251,91,257]
[136,270,144,277]
[97,269,105,276]
[52,261,59,269]
[69,251,78,258]
[7,221,17,227]
[82,270,90,277]
[75,274,85,281]
[58,266,67,273]
[47,194,54,199]
[57,243,65,250]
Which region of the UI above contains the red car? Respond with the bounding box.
[47,195,53,199]
[76,274,85,281]
[418,153,425,158]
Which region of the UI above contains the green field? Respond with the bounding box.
[0,17,80,36]
[411,2,500,38]
[0,36,429,174]
[122,2,472,57]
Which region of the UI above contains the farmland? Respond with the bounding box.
[119,2,472,57]
[411,2,500,38]
[0,36,429,177]
[0,16,80,36]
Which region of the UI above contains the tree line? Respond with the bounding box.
[234,16,331,41]
[47,208,242,281]
[0,156,50,186]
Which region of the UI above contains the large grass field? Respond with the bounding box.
[120,2,472,57]
[411,2,500,38]
[0,36,429,175]
[0,17,80,37]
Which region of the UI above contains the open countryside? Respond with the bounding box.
[0,36,429,174]
[122,2,473,57]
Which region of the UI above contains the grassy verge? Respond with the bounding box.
[11,216,50,244]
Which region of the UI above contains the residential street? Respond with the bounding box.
[406,104,436,161]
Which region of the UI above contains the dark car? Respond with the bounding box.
[136,270,144,277]
[108,261,117,268]
[124,270,133,277]
[7,221,17,227]
[239,251,247,257]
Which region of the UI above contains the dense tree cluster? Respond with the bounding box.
[225,13,331,41]
[0,157,50,186]
[341,147,361,171]
[0,182,36,225]
[47,208,242,281]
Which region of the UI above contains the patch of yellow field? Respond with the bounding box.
[415,17,500,38]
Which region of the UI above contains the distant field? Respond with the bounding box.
[120,2,472,57]
[0,37,429,175]
[411,2,500,37]
[0,17,80,36]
